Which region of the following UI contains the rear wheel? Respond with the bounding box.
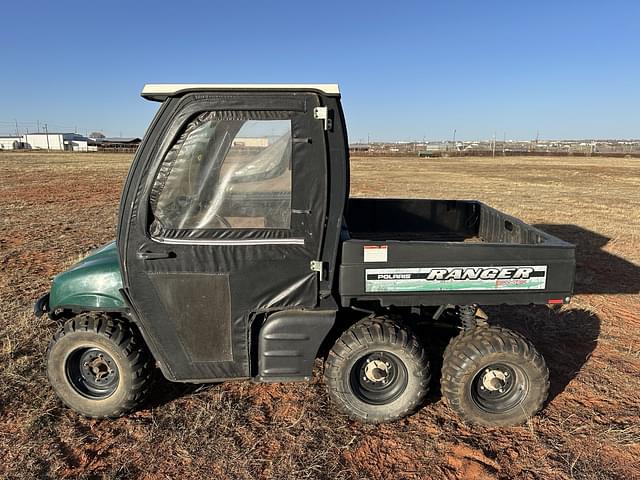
[441,326,549,426]
[324,317,430,423]
[47,313,153,418]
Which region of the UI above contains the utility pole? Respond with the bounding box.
[44,123,50,151]
[492,132,496,158]
[37,120,40,133]
[14,119,19,136]
[453,129,457,155]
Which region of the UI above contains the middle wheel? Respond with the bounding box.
[324,317,430,423]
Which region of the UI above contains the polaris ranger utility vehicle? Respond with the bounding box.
[35,84,575,426]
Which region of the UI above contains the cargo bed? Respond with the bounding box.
[339,198,575,307]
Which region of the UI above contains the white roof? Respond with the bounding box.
[142,83,340,100]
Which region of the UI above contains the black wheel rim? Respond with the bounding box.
[65,347,119,399]
[470,363,528,413]
[349,351,408,405]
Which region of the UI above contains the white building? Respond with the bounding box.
[0,133,98,152]
[0,135,22,150]
[23,133,90,151]
[18,133,94,151]
[23,133,64,150]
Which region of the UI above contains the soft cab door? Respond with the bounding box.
[119,92,328,381]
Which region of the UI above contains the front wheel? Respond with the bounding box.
[324,317,430,423]
[47,313,153,418]
[441,326,549,426]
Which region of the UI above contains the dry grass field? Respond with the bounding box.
[1,151,639,479]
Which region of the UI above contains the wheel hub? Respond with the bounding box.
[349,351,408,405]
[66,347,119,399]
[364,359,391,383]
[471,362,527,414]
[481,368,508,392]
[85,355,113,382]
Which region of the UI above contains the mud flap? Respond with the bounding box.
[258,309,335,382]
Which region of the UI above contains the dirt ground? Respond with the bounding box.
[1,151,638,479]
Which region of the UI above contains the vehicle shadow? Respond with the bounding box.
[491,306,600,403]
[144,376,213,410]
[534,224,640,294]
[421,306,601,405]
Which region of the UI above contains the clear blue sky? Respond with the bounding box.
[1,0,639,141]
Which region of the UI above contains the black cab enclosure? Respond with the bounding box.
[41,84,575,426]
[118,85,348,382]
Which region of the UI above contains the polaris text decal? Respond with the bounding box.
[365,266,547,292]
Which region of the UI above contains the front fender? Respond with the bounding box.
[51,291,126,311]
[49,241,126,312]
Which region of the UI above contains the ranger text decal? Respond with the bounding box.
[365,266,547,292]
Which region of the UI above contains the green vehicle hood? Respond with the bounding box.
[49,241,125,311]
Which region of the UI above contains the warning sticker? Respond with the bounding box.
[364,245,388,262]
[365,265,547,292]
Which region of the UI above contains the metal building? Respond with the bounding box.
[22,133,93,151]
[0,135,23,150]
